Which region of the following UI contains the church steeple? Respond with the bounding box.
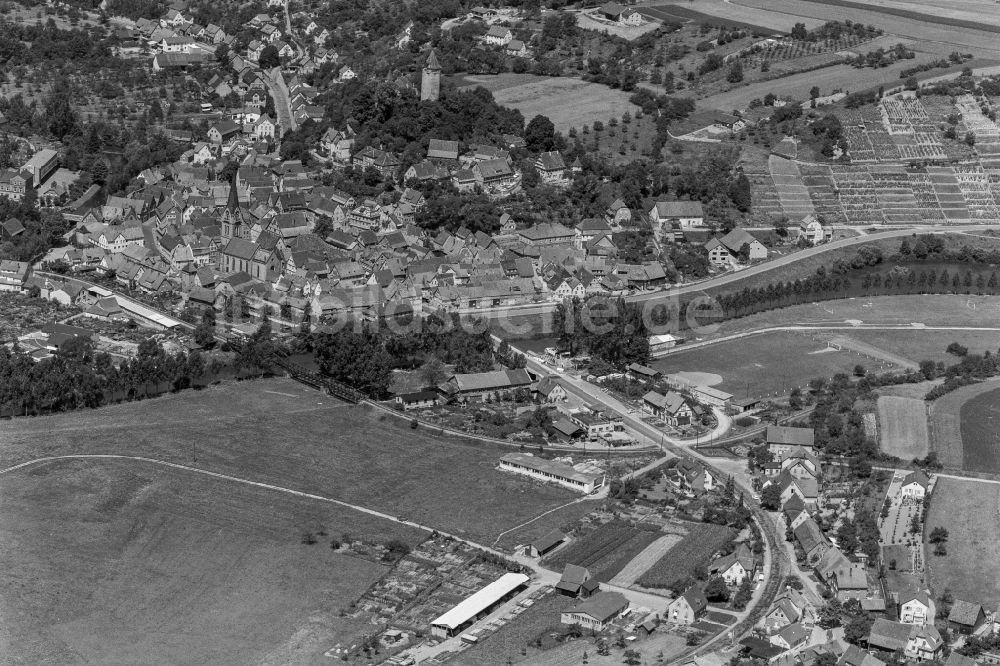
[221,171,246,240]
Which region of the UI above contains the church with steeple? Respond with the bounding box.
[420,49,441,102]
[220,175,249,242]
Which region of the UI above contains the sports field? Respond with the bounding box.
[0,459,422,664]
[840,329,1000,365]
[925,477,1000,608]
[0,379,582,545]
[651,330,896,399]
[876,396,929,459]
[458,74,638,133]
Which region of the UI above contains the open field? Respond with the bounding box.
[960,387,1000,474]
[734,0,1000,56]
[0,459,421,665]
[877,380,942,400]
[839,329,1000,365]
[641,1,822,32]
[795,0,1000,30]
[929,379,1000,469]
[495,501,602,550]
[696,58,940,111]
[652,330,895,399]
[877,396,929,459]
[636,523,736,589]
[0,378,582,545]
[457,74,638,133]
[925,477,1000,608]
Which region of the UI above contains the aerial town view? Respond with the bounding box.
[3,0,1000,664]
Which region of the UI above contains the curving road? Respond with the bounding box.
[628,223,995,304]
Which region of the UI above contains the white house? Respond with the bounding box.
[649,200,704,237]
[797,215,830,245]
[899,591,931,626]
[253,114,277,140]
[704,228,768,268]
[484,25,513,46]
[900,471,929,499]
[709,543,756,586]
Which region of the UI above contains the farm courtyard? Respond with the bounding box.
[456,74,639,133]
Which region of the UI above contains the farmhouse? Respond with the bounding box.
[596,2,644,25]
[535,376,568,403]
[900,470,929,499]
[814,547,868,601]
[667,586,708,625]
[430,573,529,638]
[427,138,459,163]
[704,228,768,268]
[518,222,575,247]
[560,591,629,631]
[556,564,599,598]
[867,619,942,662]
[766,426,815,457]
[649,201,704,236]
[642,390,695,427]
[441,369,533,402]
[763,588,808,631]
[798,215,831,245]
[498,453,606,494]
[948,600,988,634]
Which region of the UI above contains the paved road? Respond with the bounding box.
[628,224,995,304]
[263,66,297,133]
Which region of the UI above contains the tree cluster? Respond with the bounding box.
[553,297,650,369]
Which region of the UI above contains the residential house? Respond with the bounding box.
[798,215,831,245]
[518,222,575,247]
[626,363,662,383]
[642,390,696,427]
[483,25,513,46]
[667,587,708,625]
[473,158,516,189]
[705,228,768,268]
[709,543,757,586]
[426,138,459,164]
[505,39,528,57]
[814,547,868,601]
[535,376,568,403]
[667,459,716,495]
[649,201,704,237]
[764,588,809,631]
[560,592,629,631]
[838,645,887,666]
[867,619,942,662]
[900,471,929,499]
[394,390,439,410]
[770,623,810,653]
[793,518,829,563]
[208,120,241,144]
[535,151,568,185]
[898,590,931,626]
[766,426,815,457]
[555,564,600,598]
[604,198,631,226]
[0,260,31,291]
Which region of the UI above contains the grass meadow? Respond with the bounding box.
[876,396,929,459]
[925,476,1000,608]
[0,458,420,665]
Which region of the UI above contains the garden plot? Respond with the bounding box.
[769,155,815,218]
[831,164,885,224]
[608,534,684,588]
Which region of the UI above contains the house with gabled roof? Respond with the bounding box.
[867,619,942,661]
[555,564,599,598]
[642,390,697,427]
[709,543,757,586]
[483,25,513,46]
[947,599,987,634]
[427,138,459,163]
[705,228,768,268]
[561,591,628,631]
[899,590,931,625]
[650,201,704,237]
[900,470,929,499]
[764,587,809,631]
[667,586,708,625]
[535,151,568,185]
